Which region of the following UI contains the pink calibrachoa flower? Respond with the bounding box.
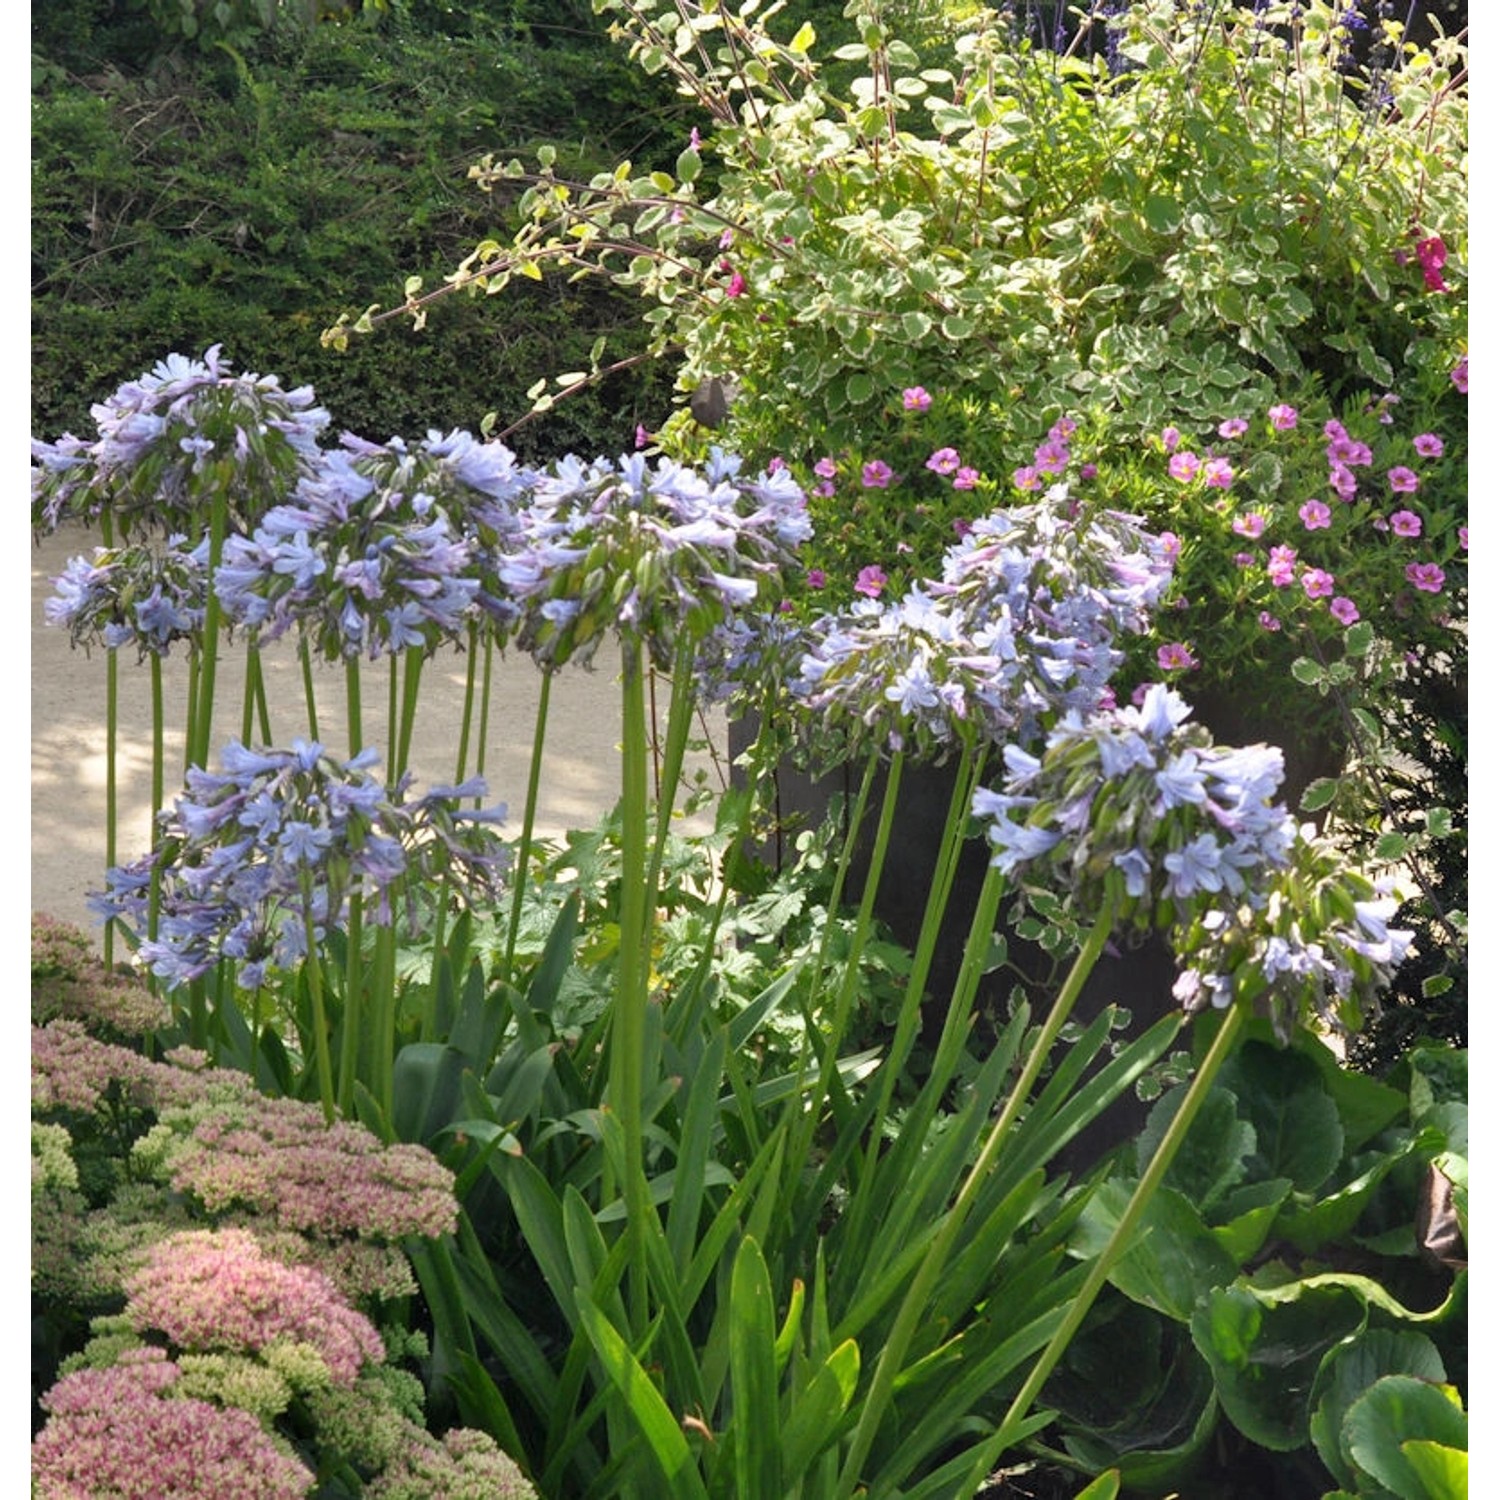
[1050,416,1078,439]
[1299,499,1333,530]
[1232,512,1266,539]
[1033,439,1070,474]
[1330,596,1360,625]
[1168,450,1200,482]
[1218,417,1249,439]
[1413,433,1444,459]
[1415,234,1449,292]
[1267,544,1298,586]
[952,466,980,490]
[1079,462,1098,480]
[1012,465,1041,490]
[1158,531,1182,563]
[724,271,747,298]
[813,481,835,498]
[862,459,894,489]
[1201,456,1235,489]
[902,387,932,412]
[1390,509,1423,538]
[1259,611,1282,631]
[1157,642,1197,671]
[854,564,887,598]
[953,518,973,537]
[1161,426,1182,452]
[1452,354,1468,394]
[1268,403,1299,431]
[926,447,960,476]
[1387,466,1420,493]
[1459,525,1468,550]
[1324,418,1349,442]
[1406,561,1446,593]
[813,456,838,480]
[1326,435,1373,467]
[634,424,650,450]
[1329,463,1358,502]
[1301,567,1335,599]
[806,568,826,589]
[1234,552,1254,567]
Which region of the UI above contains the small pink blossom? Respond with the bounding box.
[689,127,701,149]
[1301,567,1335,599]
[1406,561,1445,593]
[1268,403,1299,431]
[1459,525,1468,550]
[1259,611,1282,631]
[1234,552,1254,567]
[1218,417,1249,439]
[1413,432,1444,458]
[1415,234,1449,292]
[1390,509,1423,538]
[862,459,894,489]
[1161,426,1182,452]
[1168,451,1200,482]
[1387,466,1420,493]
[1033,439,1070,474]
[1323,419,1349,442]
[1451,354,1468,394]
[1157,642,1197,671]
[926,447,960,475]
[806,568,826,589]
[1328,463,1358,502]
[1326,436,1373,466]
[1299,499,1333,530]
[1050,416,1078,439]
[952,466,979,490]
[813,480,835,498]
[719,228,735,249]
[1233,512,1266,539]
[1267,544,1298,586]
[1079,462,1098,480]
[1158,531,1182,562]
[902,386,932,412]
[854,564,887,598]
[1012,465,1040,490]
[724,271,747,298]
[953,518,973,538]
[1201,456,1235,489]
[634,424,650,450]
[1330,596,1360,625]
[814,456,838,479]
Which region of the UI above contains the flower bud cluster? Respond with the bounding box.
[788,489,1173,761]
[971,683,1412,1035]
[44,535,208,660]
[91,739,509,989]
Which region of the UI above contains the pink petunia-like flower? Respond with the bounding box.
[1218,417,1249,439]
[1158,531,1182,562]
[1328,463,1358,502]
[814,456,839,480]
[1459,525,1468,550]
[854,564,888,598]
[1050,416,1078,439]
[813,480,835,498]
[927,447,960,476]
[1390,509,1423,538]
[1406,561,1445,593]
[634,424,650,450]
[1387,466,1420,493]
[1232,512,1266,540]
[1330,596,1360,625]
[724,271,747,298]
[1201,456,1235,489]
[952,466,980,490]
[1268,403,1299,431]
[1012,465,1041,490]
[1079,462,1098,480]
[902,387,932,412]
[1168,451,1200,482]
[1452,354,1468,394]
[806,568,826,589]
[1259,611,1282,631]
[1326,436,1373,467]
[1413,432,1444,459]
[1299,499,1333,530]
[1033,439,1070,474]
[862,459,894,489]
[1157,641,1197,671]
[1415,234,1449,292]
[1267,544,1298,587]
[1161,426,1182,452]
[1234,552,1255,568]
[1301,567,1335,599]
[1323,418,1349,442]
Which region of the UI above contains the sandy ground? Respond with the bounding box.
[29,524,730,945]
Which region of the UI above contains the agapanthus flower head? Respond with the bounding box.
[32,347,331,536]
[92,740,509,988]
[45,537,208,661]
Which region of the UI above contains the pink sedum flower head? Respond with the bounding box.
[1301,567,1335,599]
[1406,562,1446,593]
[1299,499,1333,530]
[1413,432,1444,459]
[1389,509,1423,538]
[902,387,932,412]
[1330,596,1360,625]
[862,459,894,489]
[1268,403,1299,431]
[854,564,887,598]
[1387,466,1420,493]
[926,448,960,476]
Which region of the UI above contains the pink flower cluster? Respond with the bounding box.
[1012,417,1078,490]
[125,1229,384,1386]
[1415,234,1449,293]
[33,1347,314,1499]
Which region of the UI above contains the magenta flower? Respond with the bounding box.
[926,447,960,476]
[1452,354,1468,394]
[1459,525,1468,550]
[1201,456,1235,489]
[1012,465,1041,490]
[1233,513,1266,539]
[1267,544,1298,587]
[854,564,887,598]
[1161,426,1182,452]
[1268,403,1299,431]
[1387,466,1420,493]
[813,480,835,498]
[806,568,826,589]
[1301,567,1335,599]
[1033,439,1070,474]
[1157,642,1197,671]
[862,459,894,489]
[1050,416,1078,439]
[634,424,649,450]
[1217,417,1249,439]
[1415,234,1449,292]
[1326,436,1373,466]
[1406,561,1446,593]
[1079,462,1098,480]
[1167,451,1199,482]
[1299,499,1333,530]
[1259,611,1282,631]
[1413,433,1445,459]
[1390,509,1423,538]
[1330,596,1360,625]
[814,456,838,480]
[1328,463,1358,502]
[1234,552,1254,568]
[725,271,747,298]
[902,387,932,412]
[1158,531,1182,562]
[952,466,980,490]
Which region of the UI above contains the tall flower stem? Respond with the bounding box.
[455,621,480,783]
[338,658,366,1117]
[395,647,425,784]
[188,478,230,771]
[968,999,1248,1491]
[643,638,699,946]
[299,876,338,1125]
[104,648,118,968]
[835,899,1118,1499]
[502,669,554,982]
[611,638,654,1328]
[300,639,321,742]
